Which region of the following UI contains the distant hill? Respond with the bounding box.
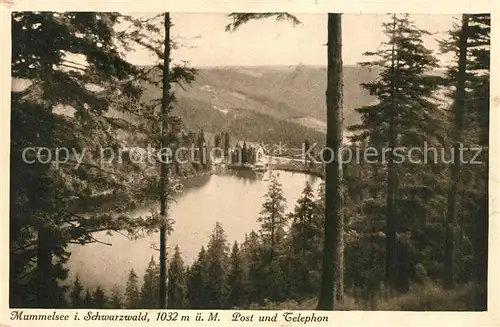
[13,65,379,148]
[139,65,379,147]
[12,65,447,149]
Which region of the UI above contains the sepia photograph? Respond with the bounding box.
[9,11,490,312]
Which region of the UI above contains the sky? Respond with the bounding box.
[125,13,459,67]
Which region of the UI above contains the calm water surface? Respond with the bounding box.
[66,170,319,289]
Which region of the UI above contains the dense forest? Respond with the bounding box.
[10,12,489,310]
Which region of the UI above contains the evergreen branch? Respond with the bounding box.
[225,13,301,32]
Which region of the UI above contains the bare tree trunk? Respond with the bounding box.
[444,14,469,290]
[317,13,344,310]
[159,12,171,309]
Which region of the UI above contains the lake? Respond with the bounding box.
[65,170,320,289]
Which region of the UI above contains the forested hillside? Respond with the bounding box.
[136,65,378,146]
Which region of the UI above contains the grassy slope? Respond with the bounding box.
[248,282,484,311]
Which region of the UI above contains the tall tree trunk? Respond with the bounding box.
[385,14,398,293]
[317,13,344,310]
[444,14,469,290]
[159,12,171,309]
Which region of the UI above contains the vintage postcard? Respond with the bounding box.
[1,1,499,327]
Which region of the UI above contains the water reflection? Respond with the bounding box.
[225,167,261,183]
[66,170,319,290]
[179,173,212,196]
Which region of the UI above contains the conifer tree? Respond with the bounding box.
[258,173,288,267]
[349,13,443,293]
[125,269,140,309]
[10,11,195,308]
[439,14,490,304]
[167,246,188,309]
[256,174,289,301]
[441,14,469,291]
[214,133,221,149]
[242,142,248,164]
[316,182,326,211]
[225,241,247,308]
[70,276,84,308]
[240,230,265,304]
[288,183,323,296]
[224,132,231,160]
[10,11,145,308]
[83,289,93,309]
[463,15,489,307]
[290,183,322,256]
[92,286,107,309]
[232,143,242,165]
[204,222,230,308]
[187,247,208,308]
[141,256,160,308]
[197,130,207,170]
[109,285,124,309]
